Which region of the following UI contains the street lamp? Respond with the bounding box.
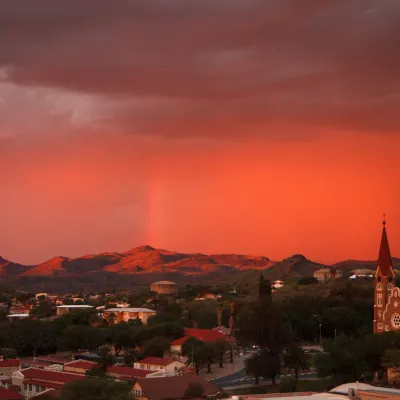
[319,323,322,344]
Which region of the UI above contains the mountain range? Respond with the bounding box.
[1,245,399,292]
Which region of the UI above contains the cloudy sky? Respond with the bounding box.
[1,0,399,264]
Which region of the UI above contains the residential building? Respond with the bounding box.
[63,360,99,374]
[169,327,230,355]
[132,375,218,400]
[55,305,93,316]
[103,308,156,324]
[12,368,85,398]
[6,314,30,321]
[0,358,20,377]
[313,268,342,282]
[134,357,185,375]
[0,387,22,400]
[108,366,151,381]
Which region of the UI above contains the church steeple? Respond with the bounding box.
[374,215,395,333]
[378,215,393,277]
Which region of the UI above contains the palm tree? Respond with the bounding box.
[97,345,113,373]
[283,343,310,380]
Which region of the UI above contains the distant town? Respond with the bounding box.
[0,221,398,400]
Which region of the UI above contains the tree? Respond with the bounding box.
[214,339,230,368]
[184,383,205,398]
[181,337,207,376]
[263,352,281,385]
[97,345,113,373]
[280,377,298,393]
[236,301,292,355]
[140,337,170,358]
[245,352,265,385]
[60,378,131,400]
[0,348,17,359]
[109,323,136,356]
[283,343,310,380]
[123,348,140,366]
[30,300,54,319]
[259,273,272,300]
[315,335,367,385]
[245,350,281,385]
[57,325,97,352]
[12,319,55,357]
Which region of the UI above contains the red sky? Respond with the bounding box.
[0,1,399,264]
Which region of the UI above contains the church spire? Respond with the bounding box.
[378,214,393,277]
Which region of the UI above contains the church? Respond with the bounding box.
[374,218,400,333]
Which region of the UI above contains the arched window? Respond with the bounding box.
[377,283,382,290]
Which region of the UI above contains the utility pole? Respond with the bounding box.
[319,323,322,344]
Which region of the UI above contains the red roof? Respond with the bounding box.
[22,368,85,385]
[170,328,228,345]
[378,223,393,276]
[24,379,64,390]
[0,387,22,400]
[0,359,20,367]
[108,366,151,378]
[64,360,99,371]
[139,357,178,366]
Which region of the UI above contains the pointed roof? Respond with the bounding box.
[378,218,393,276]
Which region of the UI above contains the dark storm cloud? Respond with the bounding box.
[1,0,400,135]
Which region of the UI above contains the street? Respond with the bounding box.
[210,368,317,388]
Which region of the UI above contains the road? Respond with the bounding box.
[211,368,317,388]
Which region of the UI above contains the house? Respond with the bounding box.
[0,387,22,400]
[63,360,99,374]
[272,280,284,289]
[8,306,31,315]
[55,305,93,316]
[12,368,85,398]
[108,366,151,381]
[134,357,185,375]
[313,268,342,282]
[103,308,156,324]
[133,375,218,400]
[169,328,230,355]
[6,314,30,321]
[0,358,20,377]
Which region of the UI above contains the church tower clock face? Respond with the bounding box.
[391,313,400,329]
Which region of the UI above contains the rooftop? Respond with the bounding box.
[0,387,22,400]
[0,359,20,367]
[56,305,93,308]
[108,366,151,378]
[104,307,155,313]
[139,357,181,366]
[21,368,86,384]
[136,375,218,400]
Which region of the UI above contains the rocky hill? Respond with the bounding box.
[1,246,397,292]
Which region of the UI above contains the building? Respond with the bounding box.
[12,368,85,398]
[134,357,185,375]
[55,305,93,316]
[150,281,178,295]
[0,387,22,400]
[6,314,30,321]
[63,360,99,374]
[132,375,218,400]
[108,366,151,381]
[313,268,343,282]
[169,327,230,355]
[103,308,156,324]
[373,218,398,333]
[0,358,20,377]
